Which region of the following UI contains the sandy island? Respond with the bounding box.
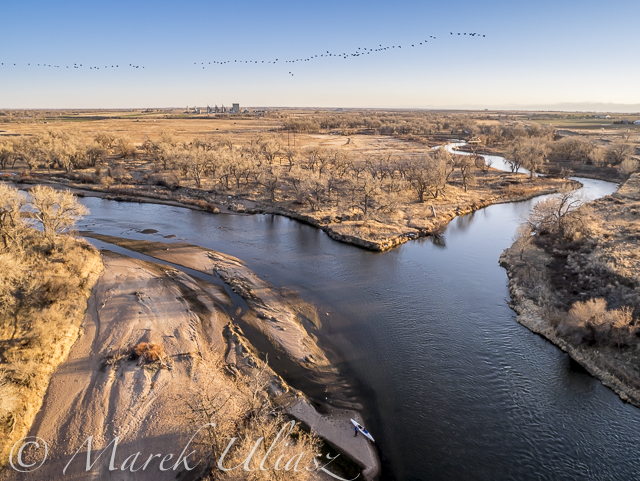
[2,248,380,480]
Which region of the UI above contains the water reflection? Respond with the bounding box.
[73,171,629,481]
[430,234,447,248]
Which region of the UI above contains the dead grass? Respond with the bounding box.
[0,111,579,252]
[0,231,103,467]
[131,342,169,366]
[502,173,640,401]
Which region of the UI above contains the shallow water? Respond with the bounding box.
[74,167,637,480]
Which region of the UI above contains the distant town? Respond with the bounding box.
[184,103,254,115]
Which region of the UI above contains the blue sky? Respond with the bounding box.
[1,0,639,110]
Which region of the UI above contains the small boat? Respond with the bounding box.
[350,419,375,443]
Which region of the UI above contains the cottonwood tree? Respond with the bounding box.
[183,149,213,189]
[456,156,476,192]
[0,141,15,170]
[260,138,281,165]
[522,140,549,178]
[148,141,172,170]
[84,143,106,167]
[353,173,380,217]
[607,142,633,165]
[526,191,587,238]
[405,161,432,202]
[55,140,85,173]
[260,168,279,202]
[504,139,528,174]
[29,185,89,242]
[406,149,455,201]
[506,139,549,177]
[304,147,322,174]
[0,184,29,250]
[301,174,327,211]
[332,151,353,179]
[282,146,298,171]
[431,147,456,195]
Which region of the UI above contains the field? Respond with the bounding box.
[0,109,594,251]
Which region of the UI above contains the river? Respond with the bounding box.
[72,149,640,480]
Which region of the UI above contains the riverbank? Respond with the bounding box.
[2,251,379,481]
[79,237,378,478]
[9,170,579,252]
[273,176,580,252]
[501,173,640,408]
[79,234,338,377]
[455,144,625,183]
[0,236,103,469]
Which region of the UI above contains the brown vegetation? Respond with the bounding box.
[0,184,101,467]
[131,341,169,365]
[502,173,640,405]
[185,359,321,481]
[0,110,585,251]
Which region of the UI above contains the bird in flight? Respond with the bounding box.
[1,31,484,78]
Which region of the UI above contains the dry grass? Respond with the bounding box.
[502,174,640,398]
[557,298,635,347]
[184,357,321,481]
[0,189,102,467]
[131,341,169,366]
[0,111,578,252]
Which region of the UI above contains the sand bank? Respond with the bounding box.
[1,247,379,480]
[81,234,335,375]
[2,253,228,480]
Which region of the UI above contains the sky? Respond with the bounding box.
[1,0,639,110]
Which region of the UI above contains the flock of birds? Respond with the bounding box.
[0,32,485,77]
[194,32,486,75]
[0,63,144,69]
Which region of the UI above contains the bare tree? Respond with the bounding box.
[84,143,106,167]
[183,149,212,189]
[0,184,29,250]
[260,138,281,165]
[526,191,587,237]
[456,156,476,192]
[260,168,279,202]
[282,147,298,171]
[505,139,528,174]
[28,186,89,241]
[522,140,549,178]
[607,142,633,165]
[0,141,15,170]
[406,149,455,201]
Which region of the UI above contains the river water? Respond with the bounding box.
[73,152,640,480]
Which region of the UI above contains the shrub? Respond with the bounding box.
[148,172,180,190]
[618,158,639,176]
[557,298,635,347]
[132,342,166,364]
